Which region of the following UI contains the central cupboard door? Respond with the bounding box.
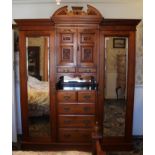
[57,28,77,67]
[56,27,97,72]
[77,28,97,68]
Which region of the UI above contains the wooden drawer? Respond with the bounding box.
[59,115,95,128]
[57,67,76,73]
[58,129,92,142]
[78,67,96,73]
[58,103,95,114]
[78,91,96,103]
[57,91,76,102]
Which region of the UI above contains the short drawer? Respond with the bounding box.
[57,91,76,102]
[59,115,95,128]
[58,129,92,142]
[58,103,95,114]
[78,67,96,73]
[78,91,96,103]
[57,67,76,73]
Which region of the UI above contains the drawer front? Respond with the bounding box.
[78,67,96,73]
[57,67,76,73]
[78,91,96,103]
[59,115,95,128]
[58,103,95,114]
[57,91,76,102]
[58,129,92,142]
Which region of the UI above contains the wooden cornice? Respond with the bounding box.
[14,19,54,30]
[100,19,141,31]
[101,19,141,26]
[51,5,103,24]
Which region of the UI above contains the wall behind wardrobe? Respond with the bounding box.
[12,0,142,19]
[12,0,143,142]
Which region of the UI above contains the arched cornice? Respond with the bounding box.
[51,5,103,24]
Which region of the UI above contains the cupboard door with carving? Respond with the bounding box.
[57,28,77,66]
[77,29,97,67]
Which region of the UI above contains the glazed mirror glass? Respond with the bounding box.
[26,36,50,138]
[103,37,128,137]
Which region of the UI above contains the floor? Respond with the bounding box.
[13,138,143,155]
[104,99,126,137]
[12,135,143,155]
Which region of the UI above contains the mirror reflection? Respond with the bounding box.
[26,36,50,137]
[103,37,128,137]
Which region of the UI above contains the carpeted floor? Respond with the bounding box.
[104,99,126,137]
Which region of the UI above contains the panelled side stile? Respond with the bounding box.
[125,31,136,141]
[19,31,29,140]
[49,31,57,142]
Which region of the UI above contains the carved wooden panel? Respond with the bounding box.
[61,46,73,63]
[78,28,97,67]
[80,33,94,43]
[61,33,73,43]
[57,28,76,66]
[52,5,102,16]
[57,46,74,66]
[80,46,94,64]
[51,5,103,24]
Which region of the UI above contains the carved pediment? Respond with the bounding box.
[51,5,103,24]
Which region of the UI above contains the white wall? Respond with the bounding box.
[14,52,22,134]
[12,31,17,142]
[12,0,143,20]
[133,85,143,135]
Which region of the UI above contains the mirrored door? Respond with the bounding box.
[103,37,128,137]
[26,36,50,138]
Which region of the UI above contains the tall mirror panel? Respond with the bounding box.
[103,37,128,137]
[26,36,50,138]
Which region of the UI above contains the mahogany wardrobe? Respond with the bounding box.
[15,5,140,151]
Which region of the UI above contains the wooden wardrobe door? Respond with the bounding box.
[57,28,77,67]
[77,28,97,67]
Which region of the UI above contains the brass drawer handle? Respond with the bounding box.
[82,134,89,138]
[83,120,91,126]
[63,69,69,73]
[64,120,72,124]
[85,69,91,73]
[83,107,91,112]
[83,95,91,100]
[63,29,72,32]
[63,107,70,112]
[63,96,71,101]
[64,134,71,138]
